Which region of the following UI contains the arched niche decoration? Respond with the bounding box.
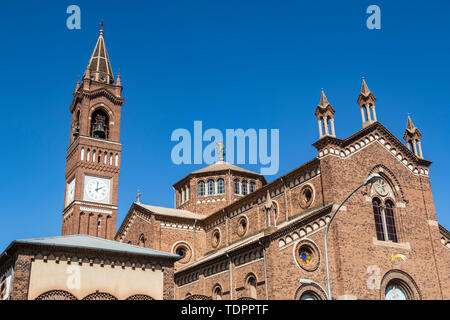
[184,294,211,300]
[294,283,327,300]
[82,292,118,300]
[35,290,78,300]
[379,269,421,300]
[126,294,155,300]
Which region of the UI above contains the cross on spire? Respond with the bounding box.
[136,190,142,203]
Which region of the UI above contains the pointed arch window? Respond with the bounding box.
[234,179,240,195]
[73,110,80,139]
[249,181,256,193]
[139,234,146,247]
[246,275,257,299]
[207,180,215,195]
[217,179,225,194]
[372,198,385,241]
[212,285,222,300]
[372,198,398,243]
[198,181,205,197]
[242,181,248,195]
[385,200,398,243]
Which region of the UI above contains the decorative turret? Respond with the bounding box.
[403,114,423,158]
[315,89,336,138]
[357,78,377,128]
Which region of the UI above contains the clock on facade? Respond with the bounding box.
[83,175,111,204]
[66,178,76,206]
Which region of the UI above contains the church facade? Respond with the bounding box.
[1,28,449,300]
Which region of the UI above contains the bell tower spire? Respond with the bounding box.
[315,89,336,138]
[357,78,377,128]
[84,21,115,84]
[63,24,125,240]
[403,114,423,158]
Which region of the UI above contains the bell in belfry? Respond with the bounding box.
[93,114,106,139]
[73,125,80,137]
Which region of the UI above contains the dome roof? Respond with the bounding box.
[191,161,262,176]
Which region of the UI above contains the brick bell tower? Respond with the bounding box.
[62,24,124,239]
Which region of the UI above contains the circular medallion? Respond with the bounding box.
[374,179,389,197]
[294,240,320,272]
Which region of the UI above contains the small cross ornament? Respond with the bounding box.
[136,190,142,203]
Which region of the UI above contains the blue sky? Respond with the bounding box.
[0,0,449,250]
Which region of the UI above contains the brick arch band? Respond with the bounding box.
[379,269,422,300]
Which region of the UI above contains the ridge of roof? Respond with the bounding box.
[7,234,179,259]
[136,203,206,220]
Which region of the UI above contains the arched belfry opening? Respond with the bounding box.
[72,110,81,139]
[90,109,109,139]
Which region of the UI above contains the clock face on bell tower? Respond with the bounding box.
[62,26,124,240]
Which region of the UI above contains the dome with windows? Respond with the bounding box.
[172,161,267,216]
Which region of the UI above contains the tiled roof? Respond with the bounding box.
[11,234,179,259]
[192,161,261,176]
[137,203,206,220]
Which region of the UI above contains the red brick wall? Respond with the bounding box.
[10,253,32,300]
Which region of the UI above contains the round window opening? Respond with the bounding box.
[300,185,314,209]
[295,241,320,272]
[237,217,248,237]
[304,189,312,202]
[212,229,221,247]
[173,243,191,264]
[176,247,186,258]
[299,247,312,265]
